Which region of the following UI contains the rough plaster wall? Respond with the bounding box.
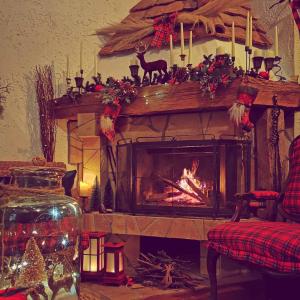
[0,0,296,161]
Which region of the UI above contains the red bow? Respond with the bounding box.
[151,13,177,48]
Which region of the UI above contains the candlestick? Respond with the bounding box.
[231,22,235,58]
[80,42,83,71]
[188,30,193,65]
[275,25,279,57]
[66,55,70,78]
[245,11,250,48]
[180,23,184,55]
[249,15,253,49]
[94,54,96,76]
[170,34,174,66]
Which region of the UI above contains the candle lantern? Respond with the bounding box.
[103,242,126,285]
[81,231,106,281]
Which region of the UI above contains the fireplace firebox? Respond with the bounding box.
[116,138,251,217]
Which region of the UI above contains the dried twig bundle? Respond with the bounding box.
[35,65,56,162]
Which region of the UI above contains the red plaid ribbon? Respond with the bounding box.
[291,0,300,33]
[151,13,177,48]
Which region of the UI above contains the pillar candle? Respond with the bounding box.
[79,181,90,197]
[169,34,174,66]
[188,31,193,65]
[245,11,250,47]
[275,26,279,57]
[231,22,235,57]
[180,23,184,55]
[80,42,83,71]
[249,15,253,49]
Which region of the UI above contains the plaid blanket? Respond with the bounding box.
[208,221,300,273]
[291,0,300,33]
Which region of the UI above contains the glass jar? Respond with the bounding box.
[10,167,65,190]
[0,194,81,299]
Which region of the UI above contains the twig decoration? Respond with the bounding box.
[35,65,56,162]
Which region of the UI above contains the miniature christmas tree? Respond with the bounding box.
[90,176,102,212]
[104,179,113,211]
[16,237,47,287]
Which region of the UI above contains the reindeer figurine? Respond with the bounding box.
[135,42,168,84]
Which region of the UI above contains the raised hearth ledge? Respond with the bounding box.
[83,213,256,241]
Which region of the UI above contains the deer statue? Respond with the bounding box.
[135,42,168,84]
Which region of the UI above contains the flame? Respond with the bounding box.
[178,168,201,196]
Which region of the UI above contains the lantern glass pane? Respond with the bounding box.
[91,238,97,255]
[119,252,124,272]
[84,245,90,255]
[98,254,104,271]
[90,255,98,272]
[106,253,115,273]
[101,254,104,271]
[83,255,90,272]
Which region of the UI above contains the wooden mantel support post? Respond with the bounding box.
[255,107,289,191]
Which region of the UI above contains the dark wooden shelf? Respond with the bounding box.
[53,77,300,120]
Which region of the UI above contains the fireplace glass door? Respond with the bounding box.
[116,140,251,217]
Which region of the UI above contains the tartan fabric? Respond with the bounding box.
[283,136,300,214]
[208,221,300,273]
[0,217,79,255]
[151,14,177,48]
[291,0,300,33]
[250,190,280,200]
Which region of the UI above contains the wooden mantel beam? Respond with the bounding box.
[53,77,300,120]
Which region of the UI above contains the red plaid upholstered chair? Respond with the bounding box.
[207,135,300,300]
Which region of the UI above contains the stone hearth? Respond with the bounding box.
[83,213,227,240]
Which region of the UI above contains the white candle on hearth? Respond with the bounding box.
[180,23,184,55]
[79,181,90,197]
[188,30,193,65]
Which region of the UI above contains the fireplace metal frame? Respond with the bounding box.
[116,138,251,218]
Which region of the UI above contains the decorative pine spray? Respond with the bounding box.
[16,237,47,287]
[90,176,105,212]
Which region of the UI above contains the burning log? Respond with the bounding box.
[135,250,205,290]
[156,175,206,204]
[186,178,209,204]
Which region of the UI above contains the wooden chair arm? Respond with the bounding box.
[231,192,283,222]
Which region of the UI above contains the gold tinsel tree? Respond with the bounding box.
[16,237,47,287]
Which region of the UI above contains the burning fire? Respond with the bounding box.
[164,160,210,205]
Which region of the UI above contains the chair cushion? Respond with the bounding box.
[208,221,300,273]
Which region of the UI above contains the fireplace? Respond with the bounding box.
[116,138,251,217]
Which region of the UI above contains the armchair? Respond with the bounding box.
[207,135,300,300]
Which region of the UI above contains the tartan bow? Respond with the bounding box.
[290,0,300,33]
[151,13,177,48]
